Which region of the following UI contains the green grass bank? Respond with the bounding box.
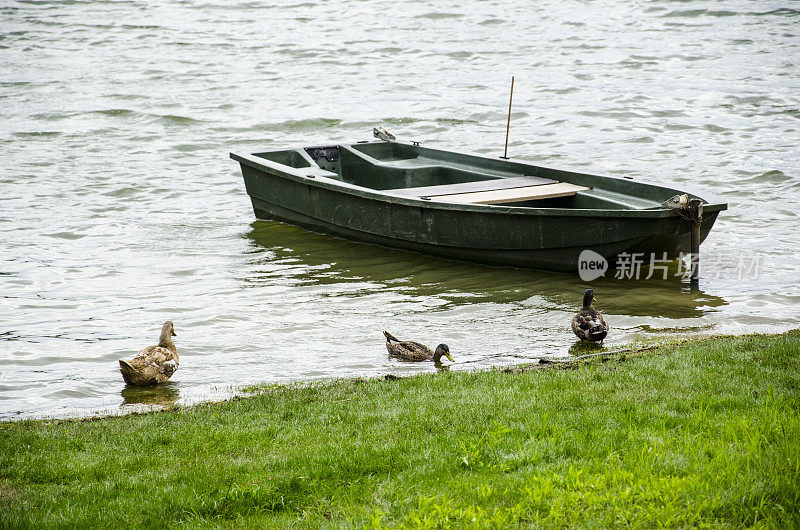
[2,332,799,528]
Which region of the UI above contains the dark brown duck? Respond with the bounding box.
[571,289,609,344]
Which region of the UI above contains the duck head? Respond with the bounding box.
[159,321,177,347]
[433,344,454,363]
[582,289,595,308]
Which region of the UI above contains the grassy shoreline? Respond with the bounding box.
[2,332,799,528]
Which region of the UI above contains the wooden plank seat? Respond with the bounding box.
[386,176,589,205]
[428,182,590,205]
[387,176,555,198]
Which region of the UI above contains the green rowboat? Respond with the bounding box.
[231,140,726,271]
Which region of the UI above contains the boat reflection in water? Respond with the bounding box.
[243,220,727,322]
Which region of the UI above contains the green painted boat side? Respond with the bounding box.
[230,141,727,271]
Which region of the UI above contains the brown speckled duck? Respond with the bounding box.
[383,331,453,363]
[571,289,609,344]
[119,321,179,386]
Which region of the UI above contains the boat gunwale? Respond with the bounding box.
[230,141,728,219]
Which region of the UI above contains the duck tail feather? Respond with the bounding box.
[119,360,133,383]
[588,326,608,341]
[383,331,400,343]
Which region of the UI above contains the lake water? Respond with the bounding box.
[2,0,799,420]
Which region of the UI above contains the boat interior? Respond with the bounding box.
[251,142,667,210]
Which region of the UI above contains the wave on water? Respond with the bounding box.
[414,12,465,19]
[660,9,739,18]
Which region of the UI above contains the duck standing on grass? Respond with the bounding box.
[571,289,609,345]
[119,321,179,386]
[383,331,454,363]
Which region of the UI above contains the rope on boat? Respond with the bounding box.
[662,194,704,285]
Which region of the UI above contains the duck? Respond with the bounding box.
[571,289,609,344]
[383,331,453,363]
[119,321,179,386]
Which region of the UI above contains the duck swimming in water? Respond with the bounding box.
[119,321,179,386]
[383,331,453,363]
[571,289,609,344]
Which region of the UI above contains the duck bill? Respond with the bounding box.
[445,353,454,362]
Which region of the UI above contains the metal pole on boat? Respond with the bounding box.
[501,76,514,159]
[688,198,703,286]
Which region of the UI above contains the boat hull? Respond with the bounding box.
[236,158,723,271]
